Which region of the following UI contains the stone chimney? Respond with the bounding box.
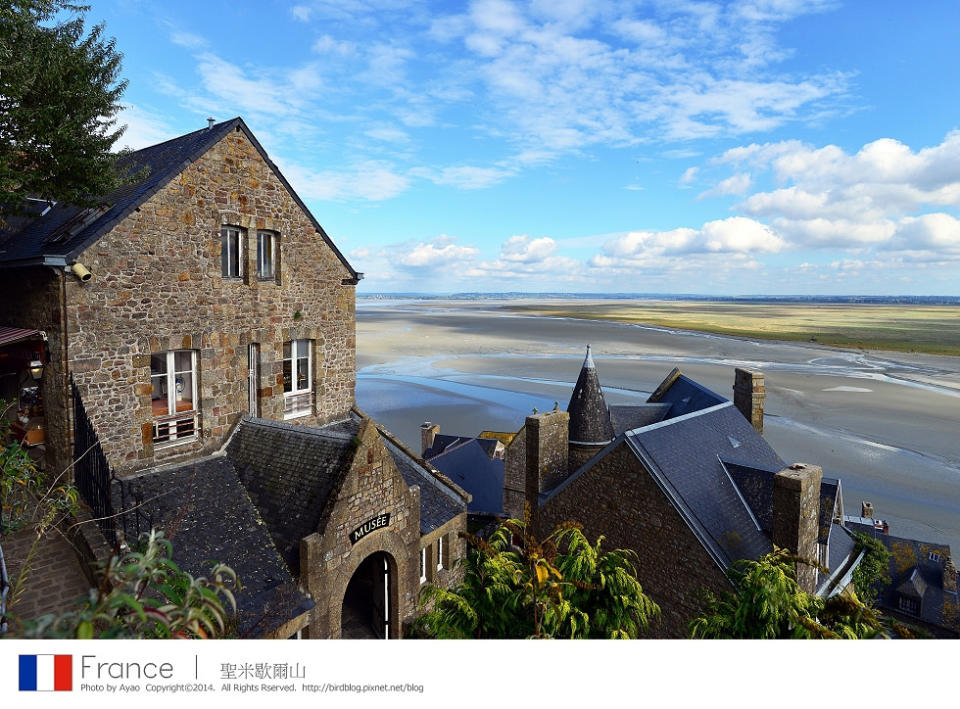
[420,421,439,457]
[861,501,874,519]
[773,463,822,594]
[733,368,765,434]
[944,556,958,596]
[524,410,569,531]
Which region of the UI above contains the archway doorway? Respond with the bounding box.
[341,551,392,639]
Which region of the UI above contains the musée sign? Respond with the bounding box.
[349,513,391,545]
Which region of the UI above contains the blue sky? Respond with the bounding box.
[92,0,960,294]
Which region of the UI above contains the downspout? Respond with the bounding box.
[57,267,73,478]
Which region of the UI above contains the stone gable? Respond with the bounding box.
[538,440,730,637]
[63,127,357,474]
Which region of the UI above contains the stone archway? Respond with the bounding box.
[341,551,395,639]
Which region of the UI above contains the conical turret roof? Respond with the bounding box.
[567,345,615,445]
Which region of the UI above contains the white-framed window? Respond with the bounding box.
[437,535,444,571]
[221,226,245,278]
[257,230,277,280]
[929,552,942,563]
[419,547,427,584]
[150,350,198,445]
[283,339,312,419]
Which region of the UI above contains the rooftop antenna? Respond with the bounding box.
[206,117,215,129]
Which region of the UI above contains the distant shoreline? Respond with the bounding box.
[357,292,960,306]
[495,300,960,357]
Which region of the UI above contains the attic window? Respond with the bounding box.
[898,595,920,615]
[929,552,942,562]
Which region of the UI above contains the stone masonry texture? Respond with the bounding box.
[773,463,823,594]
[538,441,731,638]
[733,367,765,435]
[45,127,355,475]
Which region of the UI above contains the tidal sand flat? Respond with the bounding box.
[356,299,960,550]
[506,299,960,356]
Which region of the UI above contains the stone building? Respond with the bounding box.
[0,118,467,638]
[503,349,864,637]
[847,508,959,637]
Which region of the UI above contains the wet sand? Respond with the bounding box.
[356,299,960,550]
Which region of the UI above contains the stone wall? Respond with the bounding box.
[0,267,73,475]
[298,419,466,638]
[63,127,356,474]
[502,425,526,519]
[538,441,730,638]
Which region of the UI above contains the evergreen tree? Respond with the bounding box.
[413,511,659,639]
[689,548,908,639]
[0,1,127,220]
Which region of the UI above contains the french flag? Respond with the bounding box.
[19,654,73,691]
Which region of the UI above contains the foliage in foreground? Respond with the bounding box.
[689,548,910,639]
[413,513,659,638]
[0,0,128,221]
[851,532,892,606]
[9,530,238,639]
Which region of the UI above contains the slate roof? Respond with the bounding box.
[112,455,313,637]
[826,523,858,581]
[620,403,782,567]
[567,345,614,444]
[427,439,504,516]
[874,535,959,633]
[609,404,671,436]
[381,435,467,534]
[648,373,727,420]
[424,434,499,460]
[0,118,359,281]
[227,416,358,575]
[722,460,840,547]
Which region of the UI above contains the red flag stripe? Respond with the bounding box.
[54,655,72,691]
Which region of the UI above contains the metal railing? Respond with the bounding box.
[152,410,198,444]
[72,380,153,546]
[283,391,311,418]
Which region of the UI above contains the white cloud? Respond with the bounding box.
[499,235,556,263]
[412,164,516,190]
[311,35,356,56]
[679,166,699,186]
[398,236,480,268]
[596,217,784,269]
[116,105,178,150]
[698,173,752,199]
[713,132,960,255]
[291,5,313,22]
[170,31,207,49]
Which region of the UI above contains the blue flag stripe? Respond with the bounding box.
[19,655,38,691]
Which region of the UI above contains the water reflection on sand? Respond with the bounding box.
[356,300,960,550]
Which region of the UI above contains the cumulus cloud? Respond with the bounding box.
[713,131,960,257]
[595,217,784,270]
[398,236,480,269]
[499,235,556,262]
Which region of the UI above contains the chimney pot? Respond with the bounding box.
[207,117,215,129]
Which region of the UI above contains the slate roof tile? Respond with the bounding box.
[111,455,312,637]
